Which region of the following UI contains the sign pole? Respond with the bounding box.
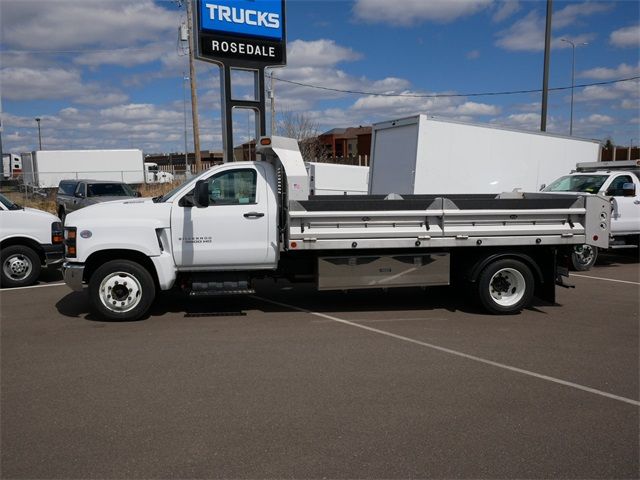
[193,0,286,163]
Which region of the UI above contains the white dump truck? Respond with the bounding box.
[61,137,610,321]
[369,115,600,195]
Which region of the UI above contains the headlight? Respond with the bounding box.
[64,227,77,257]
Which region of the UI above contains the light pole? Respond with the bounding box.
[35,117,42,150]
[561,39,588,136]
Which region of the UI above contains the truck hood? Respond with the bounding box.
[65,197,172,229]
[83,195,138,205]
[22,206,61,223]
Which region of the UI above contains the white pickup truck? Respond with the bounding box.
[543,160,640,270]
[61,137,611,321]
[0,194,64,287]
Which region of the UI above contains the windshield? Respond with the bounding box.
[542,175,608,194]
[154,176,196,203]
[0,193,21,210]
[87,183,135,197]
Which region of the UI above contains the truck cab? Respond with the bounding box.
[543,160,640,269]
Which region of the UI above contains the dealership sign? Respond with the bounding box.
[196,0,286,66]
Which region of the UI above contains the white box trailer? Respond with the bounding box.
[369,115,601,195]
[306,162,369,195]
[22,149,145,188]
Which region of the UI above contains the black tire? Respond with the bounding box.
[88,259,156,321]
[58,207,66,224]
[1,245,42,288]
[570,244,598,271]
[477,259,534,315]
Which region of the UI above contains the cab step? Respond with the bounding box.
[186,274,254,296]
[188,289,255,297]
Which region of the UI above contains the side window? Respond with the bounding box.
[606,175,633,196]
[207,169,257,205]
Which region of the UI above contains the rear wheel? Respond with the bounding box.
[570,244,598,271]
[477,259,534,315]
[88,260,155,321]
[1,245,41,288]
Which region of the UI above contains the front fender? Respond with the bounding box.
[72,220,165,262]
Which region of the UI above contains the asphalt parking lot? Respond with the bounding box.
[1,252,638,479]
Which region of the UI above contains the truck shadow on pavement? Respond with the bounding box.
[54,281,557,322]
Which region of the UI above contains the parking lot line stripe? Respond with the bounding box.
[0,282,66,292]
[572,274,640,285]
[253,295,640,408]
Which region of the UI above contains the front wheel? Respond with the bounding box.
[1,245,41,288]
[88,260,156,321]
[477,259,534,315]
[570,244,598,271]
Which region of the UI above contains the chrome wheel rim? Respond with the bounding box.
[489,268,526,307]
[574,245,595,266]
[3,254,33,281]
[99,271,142,313]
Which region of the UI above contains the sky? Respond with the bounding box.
[1,0,639,155]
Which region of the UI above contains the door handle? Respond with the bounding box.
[244,212,264,218]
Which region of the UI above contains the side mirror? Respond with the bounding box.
[135,191,142,198]
[622,182,636,197]
[75,192,85,198]
[539,184,546,191]
[193,179,209,208]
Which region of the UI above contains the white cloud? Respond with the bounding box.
[490,113,558,132]
[1,0,177,51]
[621,99,640,110]
[579,63,640,80]
[583,114,615,125]
[492,1,520,22]
[449,102,500,116]
[610,24,640,48]
[495,7,596,52]
[1,67,84,100]
[0,66,129,105]
[353,0,493,26]
[466,49,481,60]
[288,39,361,67]
[99,104,182,123]
[553,2,612,29]
[73,42,172,68]
[575,78,639,103]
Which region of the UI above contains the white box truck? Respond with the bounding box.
[369,115,601,195]
[306,162,368,195]
[21,149,145,188]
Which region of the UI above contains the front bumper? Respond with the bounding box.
[43,244,64,266]
[62,262,85,291]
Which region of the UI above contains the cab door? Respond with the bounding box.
[170,164,275,269]
[604,174,640,235]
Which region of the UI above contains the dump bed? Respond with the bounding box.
[286,193,610,251]
[256,136,611,253]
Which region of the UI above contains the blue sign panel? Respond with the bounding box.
[200,0,283,40]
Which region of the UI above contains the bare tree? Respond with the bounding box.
[277,110,326,161]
